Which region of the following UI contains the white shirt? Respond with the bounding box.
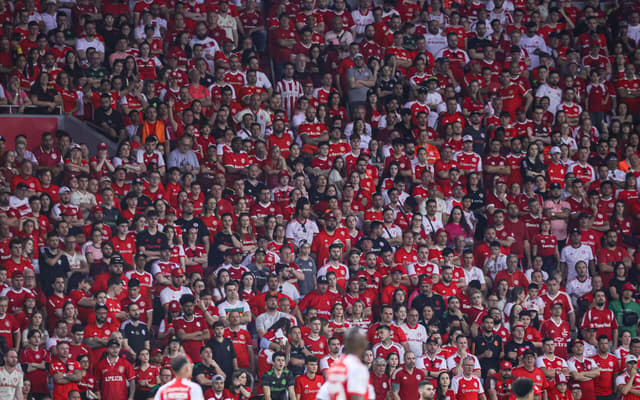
[424,32,447,56]
[153,378,204,400]
[159,286,193,306]
[398,322,428,356]
[535,84,563,115]
[0,367,23,400]
[520,34,549,69]
[285,218,319,248]
[560,245,594,282]
[566,277,593,307]
[462,266,486,285]
[76,36,105,54]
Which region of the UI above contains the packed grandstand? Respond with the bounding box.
[0,0,639,398]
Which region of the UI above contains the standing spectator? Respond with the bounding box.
[95,339,135,400]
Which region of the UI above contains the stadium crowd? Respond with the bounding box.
[1,0,640,398]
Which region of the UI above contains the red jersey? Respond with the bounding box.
[392,367,427,400]
[295,373,325,400]
[451,375,485,400]
[591,352,620,396]
[95,356,135,400]
[50,357,81,400]
[580,307,619,340]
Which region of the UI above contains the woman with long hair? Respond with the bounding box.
[328,156,346,192]
[385,353,400,376]
[164,225,187,269]
[609,262,630,301]
[212,269,231,302]
[55,71,80,115]
[444,206,472,246]
[77,354,96,399]
[328,303,351,342]
[229,370,252,400]
[327,92,348,121]
[347,299,371,330]
[30,72,62,114]
[437,372,454,400]
[134,348,160,400]
[5,75,32,113]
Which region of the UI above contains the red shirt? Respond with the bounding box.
[591,352,620,396]
[295,374,325,400]
[451,375,485,400]
[223,328,252,369]
[580,307,619,340]
[50,357,81,400]
[173,315,208,362]
[303,334,328,358]
[21,346,50,394]
[392,367,426,400]
[539,319,570,359]
[95,356,135,400]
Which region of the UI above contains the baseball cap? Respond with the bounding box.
[98,142,108,151]
[171,268,185,277]
[229,247,243,256]
[521,348,536,357]
[212,375,225,382]
[555,373,568,385]
[317,276,329,284]
[92,205,103,213]
[622,283,635,292]
[500,360,513,370]
[16,182,29,190]
[627,355,639,364]
[550,182,562,190]
[550,146,561,155]
[110,254,124,265]
[391,266,404,274]
[572,338,584,346]
[11,270,23,279]
[462,135,473,142]
[107,339,120,347]
[168,301,180,313]
[353,53,364,59]
[59,186,71,194]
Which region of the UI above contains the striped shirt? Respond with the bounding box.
[275,79,303,119]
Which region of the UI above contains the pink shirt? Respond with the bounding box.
[543,199,571,240]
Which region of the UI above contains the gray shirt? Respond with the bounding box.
[168,149,200,170]
[346,66,373,104]
[295,256,317,296]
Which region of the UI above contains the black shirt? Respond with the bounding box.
[120,320,150,355]
[261,368,295,400]
[94,107,125,132]
[136,230,168,254]
[176,216,209,243]
[38,247,70,297]
[504,340,535,364]
[411,293,445,317]
[193,362,217,391]
[207,337,236,385]
[473,333,502,377]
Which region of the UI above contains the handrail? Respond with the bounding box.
[0,105,63,115]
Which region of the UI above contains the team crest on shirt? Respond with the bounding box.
[52,154,57,159]
[140,301,145,307]
[35,354,40,360]
[4,321,9,327]
[239,334,244,339]
[610,362,614,367]
[127,244,131,248]
[119,366,124,373]
[383,382,388,388]
[473,382,477,387]
[196,321,201,327]
[105,329,111,335]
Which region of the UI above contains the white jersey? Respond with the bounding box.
[154,378,204,400]
[398,322,428,356]
[560,245,594,282]
[0,367,23,400]
[325,354,371,400]
[275,79,303,119]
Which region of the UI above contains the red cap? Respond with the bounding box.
[622,283,635,292]
[168,300,180,312]
[229,247,243,256]
[278,170,290,178]
[500,360,512,370]
[167,207,178,215]
[555,372,568,385]
[494,176,507,185]
[11,270,23,279]
[151,348,162,356]
[391,266,404,274]
[171,268,185,277]
[92,205,103,213]
[98,142,108,150]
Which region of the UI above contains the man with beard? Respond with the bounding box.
[512,350,547,393]
[256,294,289,338]
[411,278,445,317]
[416,337,447,385]
[581,290,618,346]
[596,230,632,287]
[317,243,350,291]
[473,315,502,377]
[504,202,528,260]
[175,294,210,363]
[311,213,349,265]
[120,303,150,355]
[176,200,210,254]
[488,361,515,400]
[83,304,120,361]
[93,94,125,140]
[391,352,426,400]
[433,266,460,302]
[51,186,83,225]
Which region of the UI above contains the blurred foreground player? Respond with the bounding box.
[153,355,204,400]
[325,328,371,400]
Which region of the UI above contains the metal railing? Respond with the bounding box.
[0,105,63,115]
